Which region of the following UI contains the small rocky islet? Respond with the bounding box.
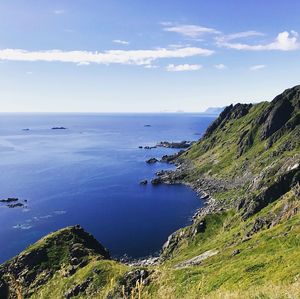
[21,127,68,132]
[0,197,27,209]
[51,126,67,130]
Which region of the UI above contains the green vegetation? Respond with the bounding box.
[146,191,300,299]
[0,85,299,298]
[30,259,128,299]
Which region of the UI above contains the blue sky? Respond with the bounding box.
[0,0,300,112]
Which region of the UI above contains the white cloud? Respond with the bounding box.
[113,39,130,45]
[163,24,220,38]
[0,47,214,66]
[249,64,266,71]
[166,64,202,72]
[26,71,33,75]
[216,31,264,43]
[219,31,300,51]
[160,21,173,26]
[54,9,65,15]
[214,64,226,70]
[144,64,159,69]
[168,43,191,49]
[291,30,299,37]
[77,61,90,66]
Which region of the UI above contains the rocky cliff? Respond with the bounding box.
[159,85,300,258]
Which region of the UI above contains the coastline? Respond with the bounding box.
[141,145,235,262]
[133,144,219,265]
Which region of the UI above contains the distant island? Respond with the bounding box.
[51,127,67,130]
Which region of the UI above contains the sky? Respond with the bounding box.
[0,0,300,112]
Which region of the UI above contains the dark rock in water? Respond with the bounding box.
[161,150,185,164]
[157,140,195,149]
[0,197,19,203]
[22,128,30,131]
[151,178,162,185]
[156,170,169,176]
[0,198,24,208]
[51,127,67,130]
[146,158,159,164]
[152,166,188,186]
[232,249,241,256]
[202,194,209,200]
[138,146,143,149]
[140,180,148,185]
[144,124,151,127]
[144,146,157,149]
[7,202,24,208]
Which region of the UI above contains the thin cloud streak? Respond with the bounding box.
[250,64,266,71]
[54,9,65,15]
[216,31,264,43]
[166,64,202,72]
[163,24,220,38]
[113,39,130,45]
[0,47,214,66]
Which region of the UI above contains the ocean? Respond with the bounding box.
[0,113,215,263]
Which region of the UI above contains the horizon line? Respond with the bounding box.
[0,111,220,114]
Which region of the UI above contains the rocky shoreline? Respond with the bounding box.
[138,141,225,263]
[150,160,223,220]
[139,140,195,150]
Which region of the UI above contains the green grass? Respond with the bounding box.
[30,259,128,299]
[143,193,300,298]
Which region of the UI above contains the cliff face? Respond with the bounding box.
[160,85,300,257]
[1,86,300,299]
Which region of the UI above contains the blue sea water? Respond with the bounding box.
[0,113,215,263]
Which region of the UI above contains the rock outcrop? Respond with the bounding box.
[0,225,109,298]
[203,103,253,139]
[157,140,195,149]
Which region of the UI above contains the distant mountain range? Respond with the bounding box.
[202,106,226,114]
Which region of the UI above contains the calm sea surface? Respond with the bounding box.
[0,113,215,263]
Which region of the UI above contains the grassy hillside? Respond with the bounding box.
[1,86,299,298]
